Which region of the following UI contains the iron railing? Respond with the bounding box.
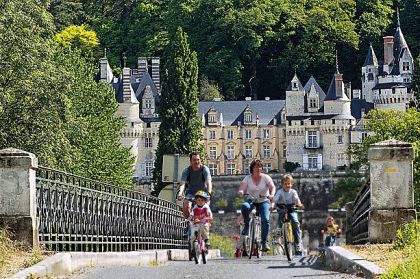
[36,166,187,252]
[350,181,371,244]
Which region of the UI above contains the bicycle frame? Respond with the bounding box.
[276,204,296,261]
[191,222,207,264]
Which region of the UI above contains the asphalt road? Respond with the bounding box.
[69,255,360,279]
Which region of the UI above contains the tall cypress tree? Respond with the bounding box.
[153,27,204,195]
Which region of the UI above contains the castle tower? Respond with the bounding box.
[285,73,305,116]
[361,44,379,103]
[324,63,351,116]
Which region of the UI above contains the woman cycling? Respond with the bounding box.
[237,159,276,251]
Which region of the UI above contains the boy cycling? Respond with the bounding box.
[190,191,213,248]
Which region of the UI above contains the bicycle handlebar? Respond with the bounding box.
[276,204,298,211]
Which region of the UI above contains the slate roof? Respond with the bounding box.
[372,82,405,90]
[363,44,378,67]
[286,114,354,121]
[114,70,160,104]
[324,73,349,101]
[351,99,374,120]
[304,76,326,103]
[199,100,285,126]
[390,25,412,75]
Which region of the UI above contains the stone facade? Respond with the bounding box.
[99,19,414,183]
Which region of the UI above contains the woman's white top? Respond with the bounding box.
[242,173,273,203]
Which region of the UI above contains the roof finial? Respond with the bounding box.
[104,47,107,58]
[397,7,400,27]
[294,65,297,76]
[335,49,340,74]
[123,52,127,68]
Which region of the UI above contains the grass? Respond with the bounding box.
[344,221,420,278]
[0,228,47,279]
[210,233,235,257]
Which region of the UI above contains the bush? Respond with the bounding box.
[393,221,420,249]
[284,161,300,172]
[380,246,420,279]
[210,233,235,257]
[215,198,228,209]
[232,197,244,209]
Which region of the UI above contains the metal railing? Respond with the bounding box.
[349,180,371,244]
[36,166,187,252]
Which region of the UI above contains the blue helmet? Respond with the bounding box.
[195,191,209,200]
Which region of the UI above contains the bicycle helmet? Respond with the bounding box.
[195,190,209,200]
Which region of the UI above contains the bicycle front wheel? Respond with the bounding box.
[249,218,255,259]
[283,223,293,261]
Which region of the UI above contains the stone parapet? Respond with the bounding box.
[0,148,38,247]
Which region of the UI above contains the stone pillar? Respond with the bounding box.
[368,139,416,243]
[0,148,38,247]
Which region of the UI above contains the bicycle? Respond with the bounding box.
[243,193,267,259]
[272,204,297,261]
[190,219,209,264]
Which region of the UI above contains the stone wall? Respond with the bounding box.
[209,171,348,250]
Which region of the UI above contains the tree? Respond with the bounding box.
[412,55,420,109]
[348,109,420,212]
[48,0,85,30]
[153,27,204,195]
[54,24,100,56]
[0,0,134,187]
[199,76,223,101]
[329,170,366,208]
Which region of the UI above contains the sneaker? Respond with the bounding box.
[262,242,270,251]
[205,239,210,249]
[235,249,241,258]
[241,225,249,235]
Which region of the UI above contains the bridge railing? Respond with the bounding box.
[348,180,370,244]
[346,139,416,244]
[36,166,187,252]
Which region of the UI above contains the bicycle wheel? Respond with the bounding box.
[188,242,193,261]
[271,234,282,256]
[193,240,200,264]
[283,223,293,261]
[254,221,261,258]
[201,241,207,264]
[243,235,251,257]
[249,218,255,259]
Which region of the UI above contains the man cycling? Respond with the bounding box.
[177,152,212,219]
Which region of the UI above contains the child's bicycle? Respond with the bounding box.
[190,219,210,264]
[271,204,297,261]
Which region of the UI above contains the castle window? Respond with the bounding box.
[209,130,216,140]
[311,120,314,125]
[227,163,236,175]
[227,130,234,139]
[145,161,153,177]
[131,122,134,127]
[146,122,151,128]
[263,129,270,139]
[245,130,252,139]
[308,156,318,170]
[209,146,217,159]
[283,145,287,157]
[263,145,270,159]
[227,145,235,159]
[208,114,216,123]
[293,82,297,88]
[306,131,319,148]
[338,135,343,144]
[209,164,217,176]
[368,73,374,81]
[245,145,253,158]
[244,112,252,123]
[332,119,335,124]
[144,137,152,148]
[263,163,271,173]
[403,62,410,71]
[309,98,317,108]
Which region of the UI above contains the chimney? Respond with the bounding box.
[137,57,148,80]
[334,73,344,98]
[383,36,394,65]
[100,58,113,83]
[122,67,131,102]
[151,57,160,92]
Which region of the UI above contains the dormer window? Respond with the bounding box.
[309,98,317,108]
[207,107,217,125]
[293,82,297,88]
[208,114,216,123]
[244,106,253,124]
[142,85,155,115]
[403,62,410,71]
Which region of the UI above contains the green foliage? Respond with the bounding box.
[393,221,420,250]
[153,27,204,195]
[348,109,420,213]
[0,0,134,187]
[233,197,244,209]
[284,161,300,173]
[48,0,85,30]
[330,170,366,208]
[54,24,100,55]
[215,198,228,209]
[381,221,420,279]
[199,75,223,101]
[210,233,235,257]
